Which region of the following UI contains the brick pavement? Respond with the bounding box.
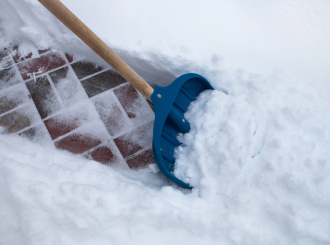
[0,44,157,169]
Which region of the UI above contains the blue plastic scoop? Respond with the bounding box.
[39,0,214,188]
[151,73,213,188]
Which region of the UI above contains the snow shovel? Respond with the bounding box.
[38,0,214,189]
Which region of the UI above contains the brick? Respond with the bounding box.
[114,84,139,118]
[81,70,127,98]
[92,91,132,137]
[90,145,116,165]
[38,49,49,55]
[0,49,8,62]
[26,75,61,119]
[17,52,66,80]
[13,51,32,63]
[114,121,153,158]
[0,104,40,134]
[0,48,13,69]
[49,66,87,106]
[48,66,69,85]
[71,60,104,79]
[65,53,74,63]
[0,67,22,91]
[0,84,30,114]
[126,149,155,169]
[12,45,49,63]
[114,84,154,124]
[44,105,94,140]
[19,125,39,140]
[19,123,52,146]
[0,110,30,134]
[55,132,102,154]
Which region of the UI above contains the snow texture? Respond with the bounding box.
[0,66,23,90]
[49,66,88,107]
[175,76,330,243]
[1,0,330,244]
[91,90,133,137]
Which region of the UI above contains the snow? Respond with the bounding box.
[1,0,330,244]
[0,66,22,90]
[49,67,88,107]
[174,77,330,242]
[91,90,133,137]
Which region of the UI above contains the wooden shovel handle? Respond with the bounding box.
[38,0,154,101]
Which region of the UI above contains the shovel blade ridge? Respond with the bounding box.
[151,73,214,188]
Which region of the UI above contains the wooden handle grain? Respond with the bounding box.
[38,0,154,101]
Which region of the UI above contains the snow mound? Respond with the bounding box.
[1,70,330,244]
[174,73,330,243]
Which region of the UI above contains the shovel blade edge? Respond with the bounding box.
[151,73,214,189]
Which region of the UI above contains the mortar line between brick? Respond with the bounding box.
[112,119,155,140]
[0,101,36,118]
[0,53,16,70]
[88,84,135,138]
[81,140,129,168]
[81,138,122,159]
[87,82,130,100]
[22,63,68,83]
[0,79,25,95]
[0,58,24,85]
[67,64,90,99]
[82,139,110,155]
[110,89,135,133]
[47,63,70,75]
[45,73,66,110]
[14,115,44,136]
[51,119,111,143]
[13,49,52,65]
[80,134,128,168]
[124,148,152,161]
[79,68,112,81]
[63,53,72,64]
[14,119,49,137]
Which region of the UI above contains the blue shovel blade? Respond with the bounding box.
[151,73,214,189]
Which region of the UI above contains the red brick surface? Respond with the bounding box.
[127,149,155,169]
[114,136,142,159]
[92,91,132,137]
[81,70,126,98]
[90,145,116,165]
[71,60,104,80]
[114,84,139,119]
[25,75,61,119]
[114,122,153,159]
[1,46,156,171]
[12,45,49,63]
[44,109,91,140]
[17,52,66,80]
[0,67,22,90]
[0,84,29,114]
[65,53,74,63]
[55,133,102,154]
[0,104,40,134]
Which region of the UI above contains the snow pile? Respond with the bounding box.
[0,135,234,245]
[176,73,330,193]
[174,74,330,242]
[1,72,330,244]
[174,90,256,189]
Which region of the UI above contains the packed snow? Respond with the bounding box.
[1,0,330,244]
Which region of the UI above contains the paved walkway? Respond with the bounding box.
[0,44,158,169]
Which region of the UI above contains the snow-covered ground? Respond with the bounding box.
[1,0,330,244]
